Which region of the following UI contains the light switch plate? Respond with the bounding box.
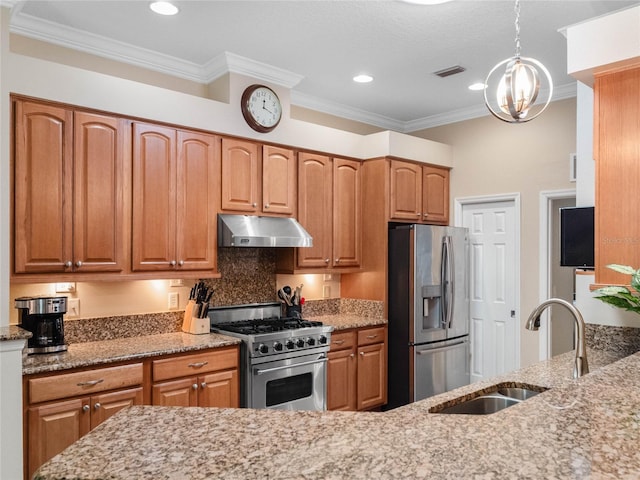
[168,292,179,309]
[55,282,76,293]
[67,299,80,318]
[169,279,184,287]
[323,285,331,298]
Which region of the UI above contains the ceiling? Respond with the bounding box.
[5,0,638,131]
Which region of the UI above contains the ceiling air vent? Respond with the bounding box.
[433,65,466,78]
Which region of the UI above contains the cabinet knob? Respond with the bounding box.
[192,383,198,390]
[325,258,330,264]
[178,260,184,266]
[416,213,421,217]
[252,202,257,208]
[65,261,73,268]
[264,203,270,209]
[94,403,101,410]
[200,382,207,389]
[335,259,340,264]
[170,260,177,267]
[82,405,90,413]
[75,260,83,268]
[350,353,355,359]
[423,213,429,217]
[360,352,365,356]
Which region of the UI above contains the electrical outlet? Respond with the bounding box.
[323,285,331,298]
[168,292,179,310]
[67,299,80,318]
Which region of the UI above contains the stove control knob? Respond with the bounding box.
[306,337,316,346]
[273,341,283,352]
[285,340,295,350]
[318,335,328,345]
[258,344,269,354]
[296,338,305,348]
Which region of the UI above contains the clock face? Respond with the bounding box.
[241,85,282,132]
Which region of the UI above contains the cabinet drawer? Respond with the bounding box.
[152,347,238,382]
[28,363,143,404]
[357,327,386,346]
[329,331,356,351]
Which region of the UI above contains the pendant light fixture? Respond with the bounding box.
[484,0,553,123]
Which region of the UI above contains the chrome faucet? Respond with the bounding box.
[525,298,589,378]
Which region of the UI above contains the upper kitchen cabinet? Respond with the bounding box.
[389,159,449,225]
[132,122,218,274]
[277,153,361,272]
[594,66,640,286]
[220,138,296,216]
[13,99,128,276]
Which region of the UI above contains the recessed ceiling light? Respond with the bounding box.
[150,1,179,16]
[468,83,487,91]
[353,74,373,83]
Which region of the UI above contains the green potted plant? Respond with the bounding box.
[593,264,640,314]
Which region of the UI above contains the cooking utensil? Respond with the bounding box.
[278,288,292,306]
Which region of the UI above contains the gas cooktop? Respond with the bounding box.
[215,317,324,335]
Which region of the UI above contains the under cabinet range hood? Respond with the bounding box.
[218,214,313,248]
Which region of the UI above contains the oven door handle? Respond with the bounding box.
[254,356,327,375]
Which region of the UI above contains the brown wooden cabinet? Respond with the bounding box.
[13,101,127,274]
[278,153,361,272]
[327,326,386,411]
[24,363,144,478]
[220,138,296,216]
[132,122,218,273]
[151,347,239,408]
[389,159,449,225]
[594,66,640,286]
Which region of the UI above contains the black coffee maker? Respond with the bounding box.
[15,296,68,354]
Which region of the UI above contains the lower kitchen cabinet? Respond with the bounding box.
[151,346,239,408]
[327,326,387,411]
[24,363,144,479]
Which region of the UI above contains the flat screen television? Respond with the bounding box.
[560,206,594,269]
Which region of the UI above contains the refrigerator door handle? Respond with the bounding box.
[416,339,467,355]
[442,235,454,329]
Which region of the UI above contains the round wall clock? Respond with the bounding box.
[241,84,283,133]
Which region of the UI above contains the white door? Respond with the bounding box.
[461,199,518,382]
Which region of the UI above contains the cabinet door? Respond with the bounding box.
[74,112,127,272]
[199,370,239,408]
[389,160,422,221]
[333,158,361,268]
[90,387,144,429]
[422,166,449,225]
[262,145,296,216]
[14,101,73,273]
[357,342,386,410]
[152,377,198,407]
[27,397,91,478]
[327,348,357,411]
[175,130,218,271]
[132,123,177,271]
[221,138,259,212]
[297,153,332,268]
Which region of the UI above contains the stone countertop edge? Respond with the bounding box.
[307,314,387,331]
[0,324,32,341]
[22,332,242,376]
[33,349,640,479]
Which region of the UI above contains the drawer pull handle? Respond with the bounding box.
[77,379,104,387]
[188,361,209,369]
[333,340,345,345]
[200,382,207,389]
[94,403,101,410]
[192,383,198,390]
[82,405,90,413]
[366,334,378,339]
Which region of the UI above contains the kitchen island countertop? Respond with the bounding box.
[34,347,640,479]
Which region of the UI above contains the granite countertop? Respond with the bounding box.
[34,348,640,479]
[310,314,387,331]
[0,324,32,341]
[23,332,241,375]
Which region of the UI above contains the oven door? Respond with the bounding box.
[250,352,327,411]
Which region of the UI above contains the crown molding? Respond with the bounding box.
[291,90,406,132]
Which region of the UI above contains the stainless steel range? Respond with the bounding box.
[209,303,333,411]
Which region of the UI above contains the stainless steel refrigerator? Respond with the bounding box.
[386,224,470,409]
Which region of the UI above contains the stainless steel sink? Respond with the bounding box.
[429,384,548,415]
